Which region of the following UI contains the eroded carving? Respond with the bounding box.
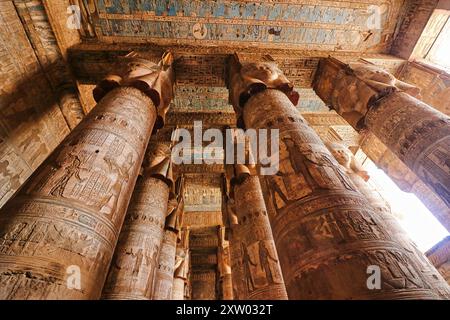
[93,51,175,130]
[227,54,299,128]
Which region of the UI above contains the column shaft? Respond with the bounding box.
[172,278,185,300]
[153,229,177,300]
[101,177,169,299]
[0,86,156,299]
[217,226,233,300]
[366,92,450,208]
[232,174,288,300]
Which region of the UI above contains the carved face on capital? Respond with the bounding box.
[240,62,283,83]
[146,143,170,167]
[93,53,175,129]
[327,144,352,169]
[228,56,299,121]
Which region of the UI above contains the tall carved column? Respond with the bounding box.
[217,226,233,300]
[358,131,450,231]
[153,177,185,300]
[326,142,449,290]
[172,229,190,300]
[101,142,174,300]
[313,58,450,211]
[227,54,450,299]
[426,237,450,285]
[229,165,288,300]
[0,52,175,299]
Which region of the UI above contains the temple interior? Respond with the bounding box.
[0,0,450,300]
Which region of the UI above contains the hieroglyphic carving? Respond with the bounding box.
[232,79,450,298]
[314,57,450,214]
[359,131,450,231]
[0,86,157,299]
[326,141,448,287]
[191,270,217,300]
[14,0,85,129]
[102,142,174,300]
[398,61,450,115]
[366,92,450,209]
[228,165,288,300]
[88,1,403,53]
[172,229,190,300]
[314,57,419,129]
[426,236,450,284]
[0,1,71,209]
[152,229,177,300]
[93,51,174,130]
[217,226,233,300]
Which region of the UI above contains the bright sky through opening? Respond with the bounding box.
[364,161,449,252]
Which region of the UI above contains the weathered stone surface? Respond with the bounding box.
[0,1,71,209]
[235,84,449,298]
[94,52,175,130]
[359,132,450,231]
[391,0,439,59]
[153,229,177,300]
[426,236,450,284]
[398,61,450,116]
[0,86,157,299]
[229,167,288,300]
[217,226,233,300]
[102,143,173,300]
[172,229,190,300]
[314,58,450,214]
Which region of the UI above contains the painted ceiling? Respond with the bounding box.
[84,0,405,52]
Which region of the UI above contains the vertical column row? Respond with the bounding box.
[0,52,175,299]
[226,54,450,299]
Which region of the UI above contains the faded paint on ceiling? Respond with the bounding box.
[170,87,328,113]
[84,0,405,51]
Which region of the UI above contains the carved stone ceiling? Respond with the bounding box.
[71,0,408,218]
[84,0,405,52]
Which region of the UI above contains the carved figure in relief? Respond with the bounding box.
[0,160,21,198]
[258,241,279,285]
[17,128,48,165]
[100,152,135,215]
[227,54,299,127]
[372,250,425,290]
[49,153,83,197]
[241,243,257,292]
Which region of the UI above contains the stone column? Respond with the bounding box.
[217,226,233,300]
[326,142,449,290]
[172,229,190,300]
[153,177,185,300]
[358,131,450,232]
[426,236,450,285]
[101,142,174,300]
[227,54,450,299]
[0,52,175,299]
[313,58,450,211]
[229,165,288,300]
[58,88,85,130]
[152,229,177,300]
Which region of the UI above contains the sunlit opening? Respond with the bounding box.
[426,16,450,70]
[362,161,449,252]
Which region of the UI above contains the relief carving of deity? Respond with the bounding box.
[228,54,299,127]
[317,58,420,130]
